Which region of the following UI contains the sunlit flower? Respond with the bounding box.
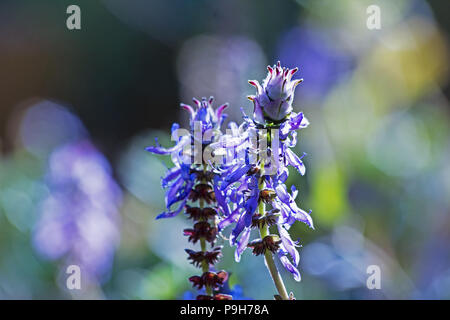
[146,97,228,219]
[248,61,303,123]
[146,96,232,300]
[215,62,313,283]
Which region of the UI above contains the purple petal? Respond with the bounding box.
[235,227,251,262]
[166,180,193,209]
[278,225,300,266]
[214,183,230,216]
[279,253,301,282]
[277,167,289,183]
[291,185,298,200]
[285,149,306,176]
[165,176,184,207]
[216,103,229,122]
[180,163,193,180]
[289,112,304,130]
[289,112,309,130]
[230,217,245,245]
[156,200,186,219]
[221,164,252,190]
[161,167,181,188]
[146,136,190,155]
[230,207,253,245]
[242,176,260,226]
[180,103,195,120]
[171,123,180,134]
[218,207,240,231]
[292,207,314,229]
[229,188,243,204]
[275,184,290,205]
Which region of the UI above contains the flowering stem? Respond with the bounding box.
[199,178,213,297]
[258,162,289,300]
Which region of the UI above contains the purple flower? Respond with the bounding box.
[33,140,122,281]
[182,97,228,134]
[215,62,313,282]
[147,97,237,300]
[248,61,303,123]
[146,97,228,219]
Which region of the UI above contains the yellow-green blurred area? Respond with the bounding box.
[0,0,449,299]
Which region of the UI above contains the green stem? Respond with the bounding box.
[258,161,289,300]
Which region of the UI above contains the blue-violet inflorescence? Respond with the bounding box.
[146,62,313,300]
[146,97,233,300]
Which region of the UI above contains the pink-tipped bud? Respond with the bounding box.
[248,61,303,122]
[181,103,195,119]
[216,103,229,120]
[192,98,201,108]
[293,79,304,88]
[275,66,280,76]
[248,80,258,87]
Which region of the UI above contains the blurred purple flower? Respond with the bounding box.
[277,26,354,99]
[33,140,122,280]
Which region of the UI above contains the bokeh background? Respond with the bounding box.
[0,0,449,299]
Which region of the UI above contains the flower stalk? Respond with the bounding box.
[214,61,313,299]
[146,61,313,300]
[198,190,213,296]
[258,161,289,300]
[147,97,232,300]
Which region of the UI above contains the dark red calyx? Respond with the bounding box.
[183,221,218,244]
[248,235,281,255]
[251,209,280,228]
[189,184,215,204]
[259,189,277,204]
[188,271,228,290]
[185,247,222,267]
[185,205,217,221]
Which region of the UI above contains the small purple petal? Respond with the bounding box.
[231,207,253,245]
[221,164,252,190]
[218,207,240,231]
[278,225,300,266]
[289,112,304,130]
[291,185,298,200]
[216,103,229,122]
[214,183,230,216]
[156,200,186,219]
[165,176,184,207]
[161,167,181,188]
[275,184,290,205]
[180,103,195,120]
[292,207,314,229]
[285,149,306,176]
[279,253,301,282]
[146,136,190,155]
[171,123,180,134]
[235,227,251,262]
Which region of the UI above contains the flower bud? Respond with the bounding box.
[248,61,303,123]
